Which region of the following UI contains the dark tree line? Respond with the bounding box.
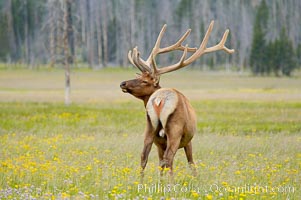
[249,0,298,76]
[0,0,300,75]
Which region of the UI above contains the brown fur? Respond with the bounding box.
[120,72,196,174]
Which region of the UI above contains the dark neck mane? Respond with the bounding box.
[140,86,161,107]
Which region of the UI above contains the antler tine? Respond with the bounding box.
[204,29,235,54]
[146,24,167,63]
[158,28,191,53]
[131,47,151,73]
[158,29,200,54]
[137,54,151,70]
[151,54,158,75]
[156,45,189,75]
[154,21,214,75]
[130,48,143,72]
[146,24,196,64]
[128,50,137,67]
[183,20,215,65]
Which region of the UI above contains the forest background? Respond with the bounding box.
[0,0,300,76]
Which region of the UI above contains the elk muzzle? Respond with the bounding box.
[120,81,129,93]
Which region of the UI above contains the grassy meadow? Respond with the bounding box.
[0,68,301,199]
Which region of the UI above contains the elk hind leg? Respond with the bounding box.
[184,141,197,176]
[161,132,181,174]
[157,145,165,176]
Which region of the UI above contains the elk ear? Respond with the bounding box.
[136,73,142,78]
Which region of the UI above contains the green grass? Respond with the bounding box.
[0,69,301,199]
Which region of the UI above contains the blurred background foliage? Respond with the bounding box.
[0,0,300,76]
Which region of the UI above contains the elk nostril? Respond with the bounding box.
[120,81,126,88]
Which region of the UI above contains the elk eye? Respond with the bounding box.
[142,80,148,84]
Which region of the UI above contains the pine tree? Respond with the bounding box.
[269,28,297,76]
[296,44,301,69]
[279,29,296,76]
[269,39,282,76]
[265,41,275,75]
[249,0,269,75]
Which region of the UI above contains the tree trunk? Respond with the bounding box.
[6,0,17,61]
[24,0,30,66]
[86,0,95,68]
[95,0,102,67]
[67,0,74,64]
[63,0,71,105]
[49,0,56,67]
[101,0,108,67]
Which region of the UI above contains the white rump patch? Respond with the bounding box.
[146,88,178,131]
[154,97,162,107]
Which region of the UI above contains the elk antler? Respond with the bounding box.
[128,20,235,76]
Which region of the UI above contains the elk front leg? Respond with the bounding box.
[141,118,155,172]
[141,135,154,170]
[140,134,153,182]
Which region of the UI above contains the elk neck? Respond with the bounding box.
[142,85,161,107]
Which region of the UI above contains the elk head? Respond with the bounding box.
[120,71,160,103]
[120,20,234,105]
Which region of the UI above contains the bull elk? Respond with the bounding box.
[120,21,234,175]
